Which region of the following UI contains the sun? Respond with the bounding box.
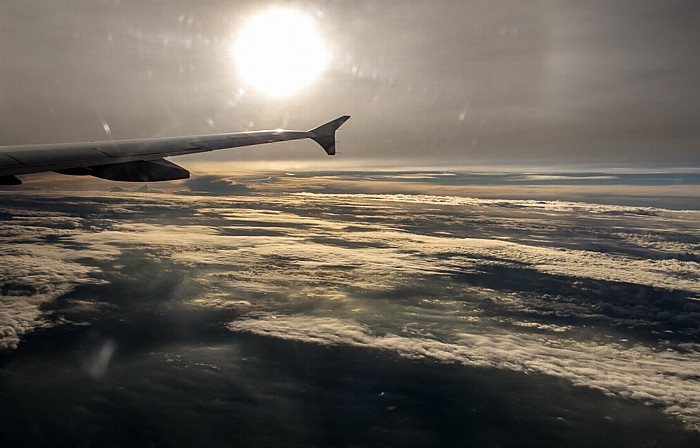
[232,9,330,97]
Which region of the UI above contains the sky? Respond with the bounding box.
[1,0,699,170]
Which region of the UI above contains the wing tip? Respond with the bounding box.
[309,115,351,156]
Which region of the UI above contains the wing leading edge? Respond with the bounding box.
[0,115,350,185]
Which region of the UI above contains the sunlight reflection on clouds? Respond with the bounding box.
[1,190,698,431]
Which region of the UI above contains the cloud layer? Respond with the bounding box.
[1,189,699,435]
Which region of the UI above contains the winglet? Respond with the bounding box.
[309,115,350,156]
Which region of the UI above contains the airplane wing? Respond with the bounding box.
[0,115,350,185]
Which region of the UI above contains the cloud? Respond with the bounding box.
[182,175,255,196]
[2,188,699,435]
[0,251,103,351]
[135,184,164,194]
[227,314,700,431]
[292,192,674,214]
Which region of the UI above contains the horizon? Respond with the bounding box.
[1,1,699,446]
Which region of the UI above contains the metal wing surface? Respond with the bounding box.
[0,116,350,184]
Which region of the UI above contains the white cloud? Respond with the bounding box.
[293,192,700,215]
[0,251,103,351]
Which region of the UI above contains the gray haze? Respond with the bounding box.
[1,0,699,168]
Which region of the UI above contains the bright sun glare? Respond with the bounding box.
[232,9,329,97]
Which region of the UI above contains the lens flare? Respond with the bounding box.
[232,9,330,97]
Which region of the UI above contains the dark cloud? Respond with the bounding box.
[2,248,698,446]
[135,184,164,194]
[2,332,698,447]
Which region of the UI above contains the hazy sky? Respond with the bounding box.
[1,0,699,169]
